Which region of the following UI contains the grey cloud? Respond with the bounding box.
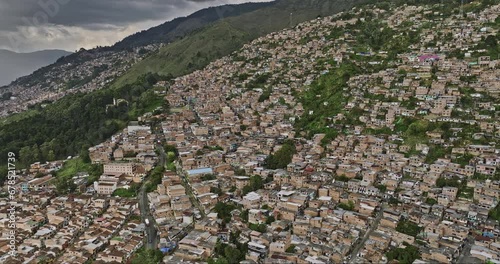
[0,0,198,30]
[0,0,259,31]
[0,0,272,52]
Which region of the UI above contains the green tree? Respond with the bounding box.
[425,198,437,205]
[285,245,296,253]
[407,120,429,136]
[357,20,395,51]
[210,186,223,196]
[488,202,500,222]
[39,142,51,162]
[294,61,360,139]
[242,185,252,196]
[214,202,237,224]
[266,215,275,224]
[112,184,139,197]
[388,197,401,205]
[55,176,77,195]
[31,144,40,162]
[131,248,164,264]
[425,146,448,164]
[145,165,165,192]
[224,247,243,263]
[47,150,56,161]
[201,174,217,181]
[0,72,165,175]
[19,146,34,166]
[209,236,247,264]
[376,184,387,193]
[240,209,249,223]
[249,175,263,190]
[1,92,12,100]
[396,220,422,237]
[264,140,296,169]
[242,175,265,195]
[80,147,91,163]
[0,166,7,184]
[337,200,355,211]
[335,175,350,182]
[386,243,421,264]
[435,176,464,188]
[234,167,247,176]
[249,223,267,233]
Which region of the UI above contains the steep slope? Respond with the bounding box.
[0,1,275,117]
[113,21,250,86]
[0,0,369,181]
[0,49,71,86]
[113,0,369,87]
[112,1,275,49]
[5,1,273,88]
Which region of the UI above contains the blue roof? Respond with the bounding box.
[483,231,494,238]
[160,247,172,253]
[187,167,213,176]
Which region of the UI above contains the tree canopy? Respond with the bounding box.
[386,243,421,264]
[131,248,164,264]
[264,140,296,169]
[242,175,264,195]
[396,220,422,237]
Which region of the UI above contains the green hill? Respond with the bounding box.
[111,2,274,49]
[113,0,369,88]
[114,21,250,87]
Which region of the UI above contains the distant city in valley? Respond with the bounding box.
[0,1,499,264]
[0,49,71,87]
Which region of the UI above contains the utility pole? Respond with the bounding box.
[290,12,293,28]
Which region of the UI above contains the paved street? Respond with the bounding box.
[138,186,158,249]
[348,203,385,263]
[176,162,206,219]
[456,236,481,264]
[136,143,165,250]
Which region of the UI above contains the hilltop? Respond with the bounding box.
[112,0,369,87]
[111,1,275,49]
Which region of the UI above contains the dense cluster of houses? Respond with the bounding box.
[0,2,498,264]
[0,44,161,117]
[0,122,160,263]
[89,122,158,195]
[154,3,499,264]
[0,192,143,263]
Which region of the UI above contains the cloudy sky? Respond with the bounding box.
[0,0,273,53]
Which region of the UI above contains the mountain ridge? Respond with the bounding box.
[0,1,275,91]
[111,1,276,50]
[112,0,369,87]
